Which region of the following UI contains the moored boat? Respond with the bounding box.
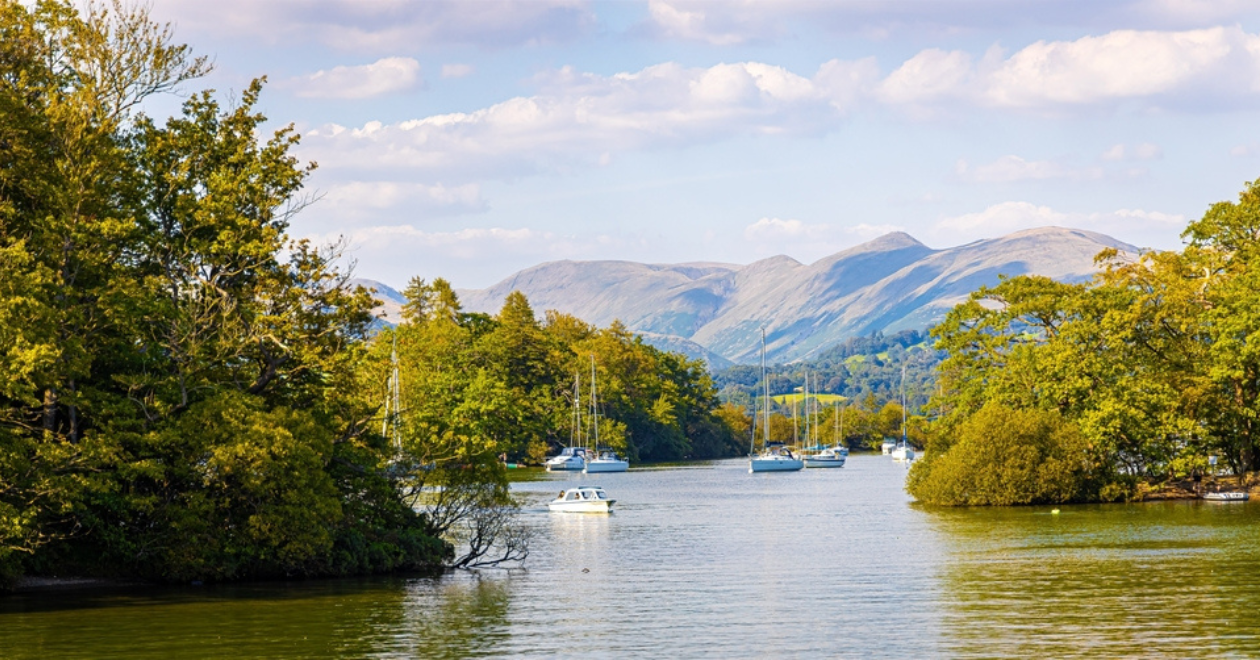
[1202,491,1249,501]
[545,447,587,471]
[548,485,616,513]
[752,445,805,472]
[585,450,629,473]
[804,446,846,468]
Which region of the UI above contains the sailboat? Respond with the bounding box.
[546,372,587,471]
[804,397,847,469]
[891,365,915,462]
[584,354,628,473]
[751,329,804,473]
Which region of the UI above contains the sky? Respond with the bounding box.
[142,0,1260,289]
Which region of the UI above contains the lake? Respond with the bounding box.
[3,454,1259,658]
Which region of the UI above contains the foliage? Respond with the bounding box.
[911,177,1260,505]
[0,1,445,588]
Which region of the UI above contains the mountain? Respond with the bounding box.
[361,226,1138,364]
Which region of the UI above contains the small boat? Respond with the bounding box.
[805,398,847,469]
[585,450,629,473]
[881,440,896,455]
[548,485,616,513]
[545,447,587,472]
[751,445,805,472]
[891,365,915,462]
[748,329,803,474]
[804,446,847,468]
[1202,491,1250,501]
[583,355,628,474]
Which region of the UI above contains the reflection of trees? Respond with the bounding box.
[925,503,1260,657]
[391,575,513,658]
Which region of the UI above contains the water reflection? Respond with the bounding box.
[925,502,1260,657]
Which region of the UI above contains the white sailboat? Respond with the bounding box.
[751,329,803,473]
[891,365,915,462]
[805,397,847,469]
[584,354,628,474]
[546,373,587,471]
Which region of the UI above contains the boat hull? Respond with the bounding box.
[891,448,914,462]
[545,457,585,471]
[1202,492,1249,501]
[584,460,628,473]
[548,500,615,513]
[804,456,846,468]
[750,457,804,472]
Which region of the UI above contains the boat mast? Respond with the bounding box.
[761,328,769,452]
[900,364,907,447]
[590,354,599,454]
[382,333,402,451]
[572,370,581,450]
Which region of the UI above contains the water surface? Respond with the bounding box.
[3,455,1257,658]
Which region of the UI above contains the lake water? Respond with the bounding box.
[3,455,1259,658]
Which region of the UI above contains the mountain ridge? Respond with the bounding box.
[358,226,1139,365]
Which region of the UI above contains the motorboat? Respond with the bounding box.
[545,447,587,472]
[804,445,847,468]
[1202,491,1249,501]
[584,450,629,473]
[881,440,896,455]
[548,485,615,513]
[751,445,804,473]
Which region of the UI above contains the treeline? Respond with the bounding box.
[909,179,1260,505]
[377,279,745,466]
[713,330,941,411]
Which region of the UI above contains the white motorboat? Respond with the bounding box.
[881,440,896,455]
[548,485,616,513]
[1202,491,1249,501]
[545,447,587,472]
[585,450,629,473]
[804,446,847,468]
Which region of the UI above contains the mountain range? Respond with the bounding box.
[357,226,1137,365]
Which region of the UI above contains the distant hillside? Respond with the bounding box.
[451,226,1136,364]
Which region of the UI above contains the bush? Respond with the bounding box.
[907,402,1100,506]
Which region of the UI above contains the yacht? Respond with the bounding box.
[548,485,616,513]
[585,450,629,473]
[891,365,915,462]
[881,440,896,455]
[804,389,846,468]
[545,447,587,471]
[582,355,628,474]
[891,443,915,462]
[749,329,803,473]
[804,445,847,468]
[751,445,805,472]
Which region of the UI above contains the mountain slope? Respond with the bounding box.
[372,226,1136,364]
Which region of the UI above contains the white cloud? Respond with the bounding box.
[981,27,1260,108]
[936,201,1184,241]
[1101,142,1164,161]
[1230,142,1260,157]
[321,181,486,216]
[744,217,829,241]
[441,63,475,79]
[150,0,595,51]
[640,1,1260,45]
[290,57,421,99]
[878,49,974,105]
[955,156,1103,183]
[303,60,857,180]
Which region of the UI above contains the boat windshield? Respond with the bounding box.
[566,492,580,501]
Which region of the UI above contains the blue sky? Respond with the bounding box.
[146,0,1260,289]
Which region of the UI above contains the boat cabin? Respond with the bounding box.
[559,487,609,501]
